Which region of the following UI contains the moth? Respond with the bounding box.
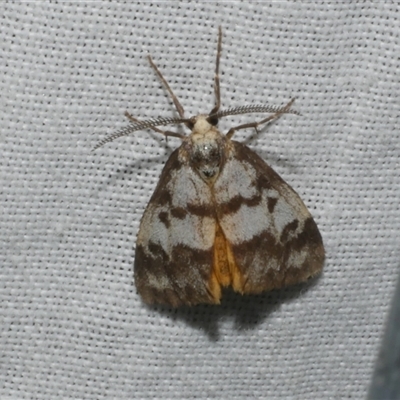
[95,27,325,307]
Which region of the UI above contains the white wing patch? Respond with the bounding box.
[272,196,306,238]
[137,159,216,254]
[214,158,259,203]
[137,202,215,253]
[219,202,272,244]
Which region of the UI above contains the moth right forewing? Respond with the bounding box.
[134,146,219,306]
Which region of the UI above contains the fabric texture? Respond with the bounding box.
[1,2,399,399]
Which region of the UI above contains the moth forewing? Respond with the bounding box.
[97,27,324,307]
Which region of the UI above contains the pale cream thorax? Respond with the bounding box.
[191,114,214,136]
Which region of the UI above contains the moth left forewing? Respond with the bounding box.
[214,140,324,295]
[134,147,221,307]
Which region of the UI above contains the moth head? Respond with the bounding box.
[186,115,225,184]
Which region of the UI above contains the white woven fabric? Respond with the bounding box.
[1,2,399,399]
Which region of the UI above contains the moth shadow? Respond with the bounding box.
[153,274,322,341]
[241,142,302,176]
[96,142,175,193]
[238,121,305,174]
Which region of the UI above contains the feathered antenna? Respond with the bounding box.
[209,104,300,120]
[92,116,188,151]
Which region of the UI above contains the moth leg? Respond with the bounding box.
[147,55,186,119]
[209,26,223,122]
[124,111,184,139]
[226,98,296,139]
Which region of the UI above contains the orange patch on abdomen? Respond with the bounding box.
[209,222,245,301]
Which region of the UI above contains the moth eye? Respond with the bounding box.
[207,115,218,126]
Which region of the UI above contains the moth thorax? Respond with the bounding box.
[188,124,225,184]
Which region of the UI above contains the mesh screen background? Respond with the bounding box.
[1,2,399,399]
